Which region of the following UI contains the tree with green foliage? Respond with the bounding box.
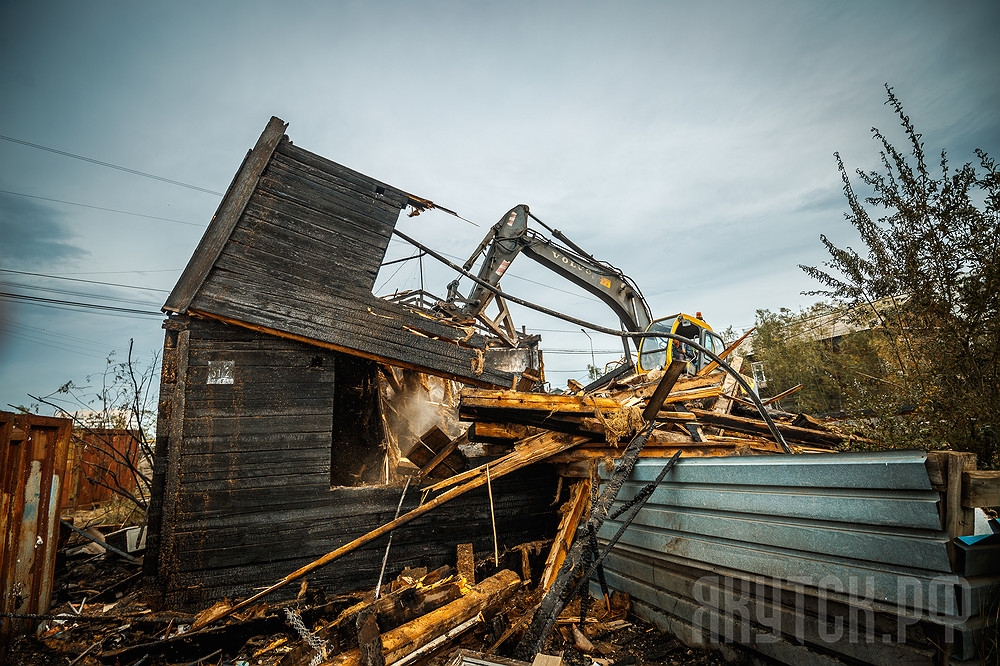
[752,302,884,417]
[794,85,999,467]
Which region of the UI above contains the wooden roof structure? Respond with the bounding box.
[164,117,515,388]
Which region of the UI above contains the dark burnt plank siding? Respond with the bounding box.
[164,469,557,607]
[166,116,512,387]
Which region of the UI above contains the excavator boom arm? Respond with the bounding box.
[520,238,650,333]
[441,205,651,345]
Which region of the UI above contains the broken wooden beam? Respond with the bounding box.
[688,408,848,447]
[548,441,785,467]
[460,389,622,416]
[514,423,657,660]
[457,544,475,584]
[357,611,385,666]
[762,384,804,406]
[962,469,1000,508]
[611,372,724,402]
[469,422,539,446]
[424,432,590,495]
[315,570,464,654]
[324,570,521,666]
[539,479,590,593]
[642,360,687,421]
[710,353,745,416]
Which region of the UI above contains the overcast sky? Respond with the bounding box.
[1,1,998,411]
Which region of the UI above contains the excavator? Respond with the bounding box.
[435,204,726,378]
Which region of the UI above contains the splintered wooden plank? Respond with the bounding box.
[711,354,745,416]
[460,385,720,431]
[326,570,521,666]
[425,432,590,494]
[610,372,723,402]
[697,327,755,376]
[316,574,464,656]
[164,117,287,313]
[659,386,724,403]
[539,479,590,592]
[688,408,845,447]
[460,389,622,414]
[457,544,475,584]
[548,442,785,464]
[469,423,539,445]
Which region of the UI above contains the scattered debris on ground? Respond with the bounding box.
[5,547,729,666]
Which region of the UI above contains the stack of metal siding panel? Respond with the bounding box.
[596,451,989,665]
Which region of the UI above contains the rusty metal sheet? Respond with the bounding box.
[1,411,72,648]
[61,428,142,510]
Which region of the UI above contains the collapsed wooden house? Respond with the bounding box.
[142,117,1000,665]
[144,117,552,608]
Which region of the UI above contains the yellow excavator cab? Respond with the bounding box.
[636,313,724,374]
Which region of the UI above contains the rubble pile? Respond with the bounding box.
[4,343,859,666]
[6,544,730,666]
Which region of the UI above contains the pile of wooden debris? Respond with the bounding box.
[5,541,729,666]
[6,338,863,666]
[452,343,857,477]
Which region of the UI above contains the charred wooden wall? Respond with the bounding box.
[163,116,515,388]
[145,317,558,608]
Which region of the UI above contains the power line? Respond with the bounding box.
[1,320,117,353]
[0,292,162,317]
[0,328,110,359]
[0,134,224,196]
[1,281,162,308]
[0,322,112,358]
[52,269,180,275]
[0,189,206,227]
[0,269,170,293]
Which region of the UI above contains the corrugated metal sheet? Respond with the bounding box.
[1,411,72,650]
[61,428,141,510]
[596,451,972,665]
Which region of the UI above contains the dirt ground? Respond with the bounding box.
[3,548,733,666]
